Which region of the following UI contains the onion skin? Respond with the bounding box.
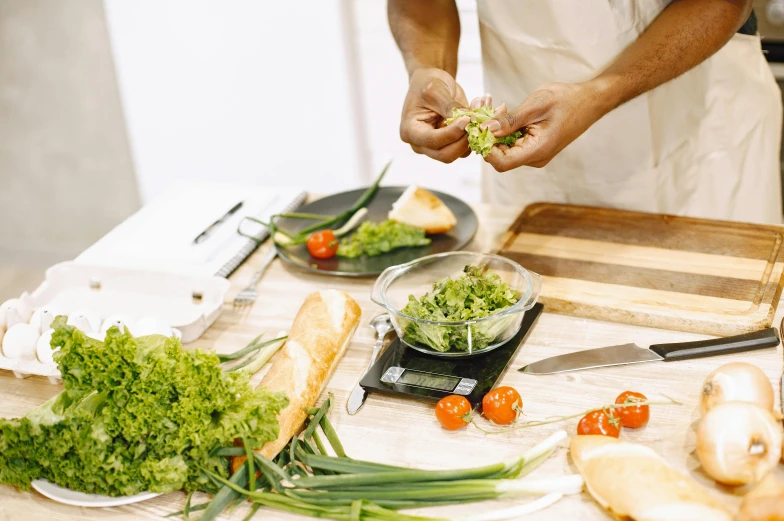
[696,402,783,486]
[700,362,774,416]
[737,473,784,521]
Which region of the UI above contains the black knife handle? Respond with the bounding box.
[650,328,780,362]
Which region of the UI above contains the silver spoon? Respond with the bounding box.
[346,314,393,415]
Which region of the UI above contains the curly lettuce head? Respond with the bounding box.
[401,265,520,352]
[0,317,287,496]
[445,106,523,158]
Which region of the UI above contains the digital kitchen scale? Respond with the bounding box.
[359,303,543,405]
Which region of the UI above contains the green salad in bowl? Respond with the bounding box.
[371,252,542,357]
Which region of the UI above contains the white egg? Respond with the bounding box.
[29,307,59,334]
[133,316,173,337]
[0,299,17,330]
[67,309,101,334]
[2,299,33,329]
[2,323,40,360]
[100,314,135,337]
[36,329,57,365]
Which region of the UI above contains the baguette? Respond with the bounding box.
[570,436,732,521]
[232,290,361,472]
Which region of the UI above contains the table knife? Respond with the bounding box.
[519,327,780,375]
[346,315,392,415]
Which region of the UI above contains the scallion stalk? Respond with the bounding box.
[228,334,287,375]
[237,161,391,248]
[456,493,563,521]
[189,400,573,521]
[197,462,249,521]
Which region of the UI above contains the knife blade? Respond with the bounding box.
[519,327,780,375]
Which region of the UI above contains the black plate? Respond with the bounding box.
[275,186,478,277]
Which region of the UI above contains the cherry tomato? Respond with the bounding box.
[482,386,523,425]
[306,230,338,259]
[614,391,650,429]
[435,395,473,430]
[577,409,621,438]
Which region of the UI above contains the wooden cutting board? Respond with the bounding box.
[495,203,784,336]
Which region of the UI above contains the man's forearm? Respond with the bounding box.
[388,0,461,77]
[589,0,753,115]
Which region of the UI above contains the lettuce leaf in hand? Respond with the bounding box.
[0,317,287,496]
[401,265,520,352]
[445,106,523,158]
[337,220,430,258]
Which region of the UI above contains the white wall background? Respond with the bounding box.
[103,0,485,204]
[103,0,368,203]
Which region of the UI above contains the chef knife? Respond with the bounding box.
[519,327,780,375]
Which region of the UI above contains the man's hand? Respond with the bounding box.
[400,68,472,164]
[482,82,608,172]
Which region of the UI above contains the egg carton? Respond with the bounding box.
[0,262,230,383]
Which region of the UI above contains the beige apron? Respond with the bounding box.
[478,0,783,224]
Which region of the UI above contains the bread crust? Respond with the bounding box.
[388,186,457,234]
[232,290,361,472]
[570,435,732,521]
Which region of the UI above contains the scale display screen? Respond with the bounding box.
[397,370,460,391]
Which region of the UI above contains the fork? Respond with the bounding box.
[233,248,278,309]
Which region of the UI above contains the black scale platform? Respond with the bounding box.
[359,303,543,405]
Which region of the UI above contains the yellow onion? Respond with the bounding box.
[700,362,774,416]
[696,401,783,486]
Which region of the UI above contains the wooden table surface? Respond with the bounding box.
[1,203,782,521]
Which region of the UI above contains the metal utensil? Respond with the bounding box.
[520,327,780,375]
[233,248,277,309]
[347,314,393,414]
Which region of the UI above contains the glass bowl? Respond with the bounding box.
[370,252,542,358]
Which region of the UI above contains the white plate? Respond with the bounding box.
[31,479,161,507]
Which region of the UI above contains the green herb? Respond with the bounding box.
[194,397,579,521]
[401,265,520,352]
[336,220,430,258]
[238,162,391,247]
[445,106,522,158]
[0,317,287,496]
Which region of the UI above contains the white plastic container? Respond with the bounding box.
[0,262,230,383]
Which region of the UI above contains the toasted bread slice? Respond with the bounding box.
[388,186,457,234]
[570,436,732,521]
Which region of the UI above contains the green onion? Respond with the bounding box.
[277,212,336,220]
[184,400,577,521]
[165,502,208,518]
[318,412,346,458]
[456,493,563,521]
[210,447,246,457]
[241,504,261,521]
[217,333,265,362]
[243,437,256,494]
[237,161,391,248]
[196,462,249,521]
[226,334,287,374]
[332,208,368,237]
